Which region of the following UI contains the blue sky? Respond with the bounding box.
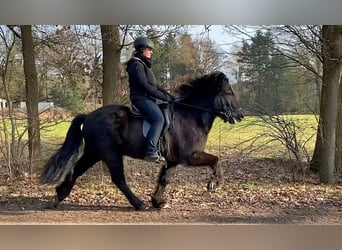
[190,25,251,52]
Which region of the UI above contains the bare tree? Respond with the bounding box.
[100,25,121,105]
[318,25,342,184]
[336,76,342,174]
[20,25,41,159]
[0,26,17,181]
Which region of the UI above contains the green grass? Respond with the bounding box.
[0,120,71,142]
[40,121,73,141]
[1,114,318,158]
[207,115,318,157]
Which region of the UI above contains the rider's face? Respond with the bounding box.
[143,47,153,58]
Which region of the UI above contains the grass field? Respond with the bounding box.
[1,114,318,159]
[208,114,318,158]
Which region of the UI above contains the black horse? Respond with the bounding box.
[41,71,244,210]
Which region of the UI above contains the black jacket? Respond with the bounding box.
[126,56,170,102]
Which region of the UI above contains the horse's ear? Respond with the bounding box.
[216,71,227,81]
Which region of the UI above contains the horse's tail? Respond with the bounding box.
[40,114,87,184]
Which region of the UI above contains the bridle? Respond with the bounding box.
[171,96,234,120]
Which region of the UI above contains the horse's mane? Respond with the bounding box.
[177,71,229,102]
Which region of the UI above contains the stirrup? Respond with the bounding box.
[157,155,166,162]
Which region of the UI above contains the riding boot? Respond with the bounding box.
[144,140,165,162]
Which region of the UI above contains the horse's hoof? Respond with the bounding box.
[136,203,150,211]
[44,195,62,209]
[207,181,218,191]
[151,197,167,209]
[207,177,224,191]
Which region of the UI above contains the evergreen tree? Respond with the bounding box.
[237,30,296,114]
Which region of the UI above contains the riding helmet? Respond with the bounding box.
[134,37,155,50]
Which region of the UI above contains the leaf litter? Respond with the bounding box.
[0,156,341,224]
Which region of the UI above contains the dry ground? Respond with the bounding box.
[0,157,341,224]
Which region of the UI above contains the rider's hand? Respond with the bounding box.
[168,95,175,103]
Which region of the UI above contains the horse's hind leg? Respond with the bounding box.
[51,152,98,208]
[105,154,149,211]
[188,151,223,191]
[151,161,177,208]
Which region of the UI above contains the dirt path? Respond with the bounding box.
[0,157,341,224]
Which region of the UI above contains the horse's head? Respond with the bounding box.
[178,71,244,124]
[213,71,244,124]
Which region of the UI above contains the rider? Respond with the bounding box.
[126,37,174,161]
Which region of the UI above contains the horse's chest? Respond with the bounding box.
[180,127,206,145]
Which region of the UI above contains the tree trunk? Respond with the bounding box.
[100,25,121,106]
[310,92,325,173]
[319,25,342,184]
[21,25,41,159]
[309,29,324,173]
[336,75,342,173]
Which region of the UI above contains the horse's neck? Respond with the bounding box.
[201,112,216,133]
[174,105,216,134]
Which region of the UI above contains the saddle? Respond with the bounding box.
[130,102,173,138]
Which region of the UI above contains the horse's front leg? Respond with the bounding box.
[151,161,177,208]
[189,151,223,191]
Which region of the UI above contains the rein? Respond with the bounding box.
[172,99,233,120]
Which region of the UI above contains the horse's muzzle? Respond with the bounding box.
[226,108,244,124]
